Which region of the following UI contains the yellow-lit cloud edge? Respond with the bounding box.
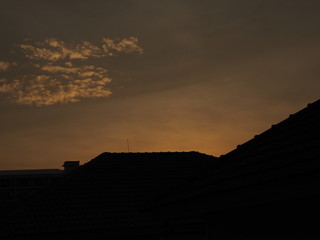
[0,37,143,106]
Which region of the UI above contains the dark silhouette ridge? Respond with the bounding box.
[0,152,216,240]
[0,169,63,214]
[145,99,320,239]
[0,99,319,240]
[0,161,80,214]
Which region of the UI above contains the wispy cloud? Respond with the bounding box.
[19,37,143,61]
[102,37,143,55]
[0,37,143,106]
[0,61,16,71]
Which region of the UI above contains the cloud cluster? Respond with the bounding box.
[19,37,143,61]
[102,37,143,55]
[0,64,112,106]
[0,37,143,106]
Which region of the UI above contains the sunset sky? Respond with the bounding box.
[1,0,320,170]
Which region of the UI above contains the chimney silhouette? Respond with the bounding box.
[63,161,80,174]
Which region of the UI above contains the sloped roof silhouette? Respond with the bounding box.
[0,152,216,239]
[148,99,320,214]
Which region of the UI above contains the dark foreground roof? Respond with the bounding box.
[0,169,63,176]
[0,152,216,239]
[148,99,320,218]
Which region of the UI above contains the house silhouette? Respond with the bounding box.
[0,161,79,214]
[0,152,215,240]
[1,99,319,240]
[146,99,320,239]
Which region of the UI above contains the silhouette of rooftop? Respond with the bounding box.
[0,169,63,176]
[0,152,216,239]
[2,99,320,238]
[147,99,320,214]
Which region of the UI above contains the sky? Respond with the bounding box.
[1,0,320,170]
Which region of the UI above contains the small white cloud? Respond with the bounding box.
[0,61,16,71]
[65,62,73,67]
[0,79,20,93]
[102,37,143,54]
[41,65,80,74]
[19,44,63,61]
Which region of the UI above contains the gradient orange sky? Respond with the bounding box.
[1,0,320,170]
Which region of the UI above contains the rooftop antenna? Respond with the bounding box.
[127,139,130,152]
